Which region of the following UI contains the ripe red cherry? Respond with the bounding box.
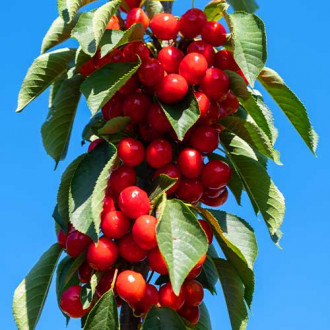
[146,139,172,169]
[66,230,92,258]
[120,0,141,12]
[57,229,68,248]
[148,247,168,275]
[220,91,239,115]
[132,215,158,250]
[77,59,95,76]
[101,211,131,239]
[187,265,203,279]
[159,282,185,311]
[194,91,211,120]
[179,8,207,39]
[126,8,149,30]
[116,270,147,304]
[119,74,139,95]
[178,305,200,325]
[187,40,215,66]
[200,68,230,101]
[189,125,219,154]
[158,46,184,73]
[156,74,188,104]
[60,285,92,318]
[117,138,145,167]
[123,41,150,62]
[88,138,103,153]
[102,195,116,217]
[87,237,118,271]
[201,21,227,47]
[109,165,137,195]
[95,269,116,299]
[199,101,225,125]
[201,187,228,207]
[139,124,164,142]
[154,164,181,194]
[178,148,203,179]
[78,262,93,283]
[214,49,239,71]
[122,92,151,124]
[138,58,164,87]
[147,103,171,133]
[199,219,213,245]
[102,94,123,120]
[106,15,120,30]
[182,280,204,307]
[119,234,148,262]
[203,186,226,199]
[179,53,208,85]
[133,284,159,313]
[150,13,179,40]
[201,160,231,189]
[118,186,151,219]
[175,178,204,204]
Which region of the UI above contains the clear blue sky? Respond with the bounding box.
[1,0,329,329]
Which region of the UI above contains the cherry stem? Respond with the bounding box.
[111,268,119,291]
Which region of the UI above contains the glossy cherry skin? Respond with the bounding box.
[203,186,226,199]
[133,284,159,314]
[119,74,139,95]
[201,21,227,47]
[150,13,179,40]
[214,49,239,71]
[101,211,131,240]
[106,15,120,30]
[178,305,200,325]
[147,103,172,133]
[57,229,68,248]
[154,163,181,194]
[109,165,137,195]
[88,138,103,153]
[194,91,211,121]
[122,92,151,124]
[118,138,145,167]
[179,53,208,85]
[126,8,149,30]
[148,247,168,275]
[138,58,164,87]
[178,148,203,179]
[87,237,118,271]
[201,160,231,189]
[220,91,239,115]
[60,285,92,318]
[187,265,203,279]
[189,125,219,154]
[119,234,148,262]
[118,186,151,219]
[123,41,150,62]
[132,215,158,250]
[182,280,204,307]
[156,74,188,104]
[102,195,116,218]
[77,59,95,76]
[200,68,230,101]
[201,187,228,207]
[116,270,147,304]
[139,124,164,142]
[95,269,116,298]
[199,101,225,125]
[158,46,184,73]
[66,230,93,258]
[175,178,204,204]
[78,262,93,283]
[146,139,173,169]
[159,282,185,311]
[187,40,215,66]
[179,8,207,39]
[102,94,123,120]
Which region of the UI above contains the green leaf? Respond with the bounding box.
[13,244,63,330]
[69,142,117,242]
[195,303,212,330]
[41,14,81,54]
[213,258,248,330]
[80,273,101,309]
[142,306,186,330]
[82,113,105,141]
[204,0,229,21]
[221,132,285,245]
[58,0,97,23]
[225,70,250,101]
[228,12,267,87]
[258,67,318,154]
[144,0,164,18]
[41,74,84,166]
[149,174,178,203]
[75,46,93,69]
[158,89,200,141]
[81,61,141,116]
[84,289,119,330]
[227,0,259,13]
[63,252,86,286]
[16,48,76,113]
[98,116,131,135]
[157,199,208,295]
[53,204,68,232]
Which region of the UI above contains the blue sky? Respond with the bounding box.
[1,0,330,329]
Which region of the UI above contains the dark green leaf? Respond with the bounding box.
[80,273,101,309]
[53,204,68,232]
[63,252,86,286]
[227,0,259,13]
[82,113,105,142]
[98,116,131,135]
[204,0,229,21]
[195,303,212,330]
[58,0,97,23]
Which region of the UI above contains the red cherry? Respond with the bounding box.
[101,211,131,240]
[87,237,118,271]
[78,262,93,283]
[95,269,116,298]
[178,305,200,325]
[132,215,158,250]
[179,53,208,85]
[201,21,227,47]
[60,285,92,318]
[109,165,137,196]
[156,74,188,104]
[77,59,95,76]
[146,139,173,169]
[159,282,185,311]
[139,124,164,142]
[126,8,149,30]
[187,265,203,279]
[199,101,225,125]
[150,13,179,40]
[158,46,184,73]
[66,230,92,258]
[57,229,68,248]
[106,15,120,30]
[118,138,145,167]
[133,284,159,313]
[189,125,219,154]
[220,91,239,115]
[214,49,239,71]
[102,195,116,218]
[147,103,172,133]
[198,220,213,245]
[120,0,141,12]
[201,187,228,207]
[154,164,181,194]
[138,58,164,87]
[178,148,203,179]
[122,92,151,124]
[88,138,103,153]
[119,74,139,95]
[175,178,204,204]
[194,91,211,120]
[196,254,207,267]
[182,280,204,307]
[116,270,147,304]
[119,234,148,262]
[200,68,230,101]
[102,94,123,121]
[93,51,114,70]
[123,42,150,62]
[148,247,168,275]
[201,160,231,189]
[187,40,215,66]
[203,186,226,199]
[118,186,151,219]
[179,8,207,39]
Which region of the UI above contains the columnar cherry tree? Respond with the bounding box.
[12,0,318,329]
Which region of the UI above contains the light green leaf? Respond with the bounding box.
[204,0,228,21]
[58,0,97,23]
[144,0,164,18]
[13,244,63,330]
[149,174,178,203]
[258,67,318,154]
[227,0,259,13]
[16,48,76,112]
[98,116,131,135]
